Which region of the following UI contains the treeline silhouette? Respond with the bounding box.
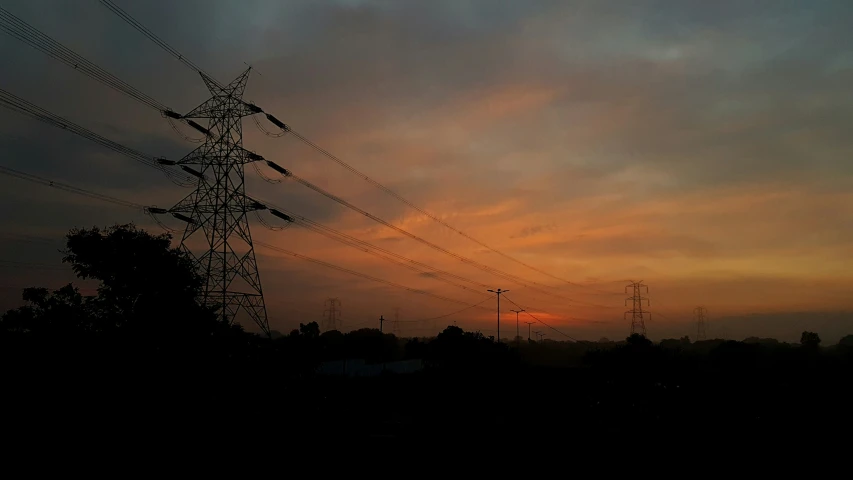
[3,224,852,447]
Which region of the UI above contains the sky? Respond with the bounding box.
[1,0,852,342]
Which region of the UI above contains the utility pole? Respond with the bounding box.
[510,309,525,347]
[625,280,650,337]
[323,298,342,332]
[379,315,385,333]
[524,321,535,341]
[694,306,708,341]
[533,330,541,342]
[487,288,508,342]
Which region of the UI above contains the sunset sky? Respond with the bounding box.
[1,0,851,342]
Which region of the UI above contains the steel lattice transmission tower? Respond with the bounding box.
[163,68,273,335]
[694,306,708,341]
[323,298,342,332]
[625,280,651,337]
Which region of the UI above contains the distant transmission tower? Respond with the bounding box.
[156,68,288,336]
[323,298,342,332]
[625,280,650,337]
[694,306,707,341]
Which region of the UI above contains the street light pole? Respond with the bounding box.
[524,321,535,341]
[510,309,525,347]
[487,288,508,342]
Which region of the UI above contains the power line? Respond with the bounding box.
[254,239,492,311]
[2,45,271,333]
[396,297,493,324]
[97,0,220,87]
[0,6,204,144]
[3,5,619,330]
[94,0,622,298]
[254,197,493,296]
[1,16,479,328]
[502,297,600,325]
[0,231,60,245]
[0,284,98,294]
[0,88,193,186]
[288,130,618,295]
[2,165,603,338]
[17,2,623,310]
[0,165,146,210]
[273,169,614,308]
[0,23,609,309]
[0,259,67,271]
[0,162,494,316]
[0,6,166,111]
[503,294,582,342]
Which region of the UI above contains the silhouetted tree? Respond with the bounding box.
[626,333,653,349]
[0,224,254,364]
[60,224,220,338]
[800,331,821,349]
[299,321,321,339]
[0,284,96,335]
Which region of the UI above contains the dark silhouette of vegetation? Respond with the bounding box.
[3,224,852,446]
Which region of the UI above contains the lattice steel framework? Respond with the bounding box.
[694,306,707,341]
[323,298,342,332]
[625,280,650,337]
[167,68,269,335]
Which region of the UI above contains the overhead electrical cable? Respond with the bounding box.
[0,6,203,142]
[98,0,221,87]
[503,294,583,342]
[395,297,493,324]
[288,130,618,296]
[95,0,621,297]
[253,239,491,310]
[274,169,614,308]
[0,9,556,304]
[0,166,492,313]
[256,198,493,291]
[0,89,194,186]
[0,6,166,111]
[0,259,68,271]
[0,165,146,210]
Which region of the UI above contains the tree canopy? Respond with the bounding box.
[1,224,226,343]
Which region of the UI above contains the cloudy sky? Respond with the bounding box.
[1,0,851,342]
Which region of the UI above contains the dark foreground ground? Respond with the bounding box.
[6,359,852,452]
